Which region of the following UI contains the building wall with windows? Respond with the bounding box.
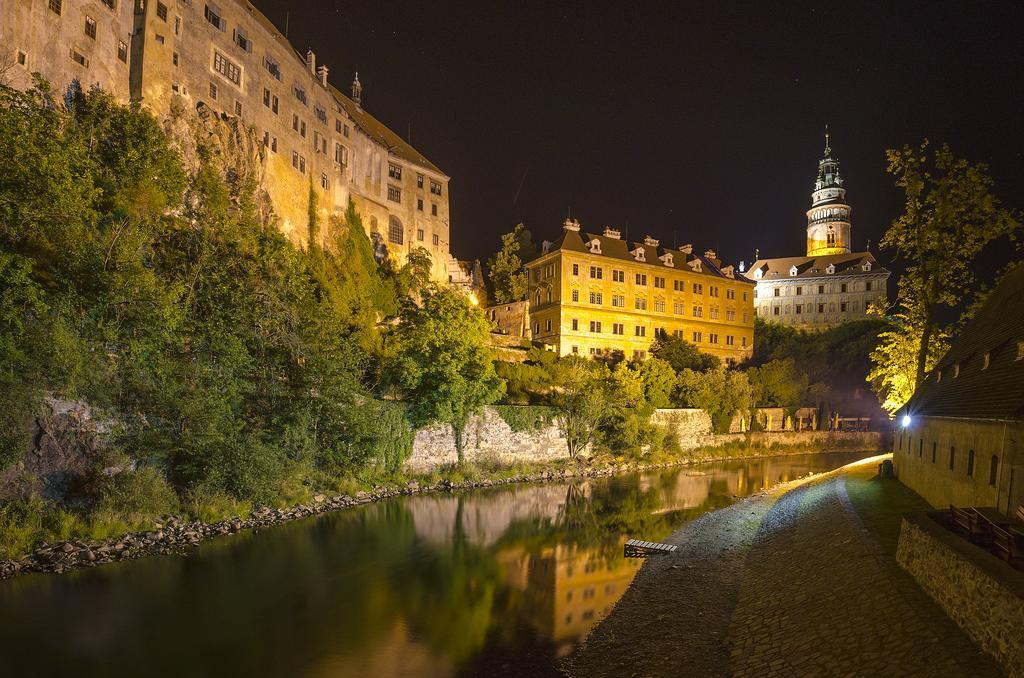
[2,0,452,281]
[526,220,754,363]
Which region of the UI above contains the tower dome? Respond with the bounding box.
[806,129,852,256]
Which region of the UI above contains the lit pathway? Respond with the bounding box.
[569,461,1004,677]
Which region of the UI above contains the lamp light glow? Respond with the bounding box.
[901,414,912,428]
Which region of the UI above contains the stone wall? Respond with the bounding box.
[406,406,884,472]
[897,512,1024,675]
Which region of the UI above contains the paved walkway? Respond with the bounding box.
[570,463,1004,677]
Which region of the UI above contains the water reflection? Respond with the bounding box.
[0,452,867,677]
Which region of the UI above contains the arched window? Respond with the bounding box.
[990,455,999,486]
[546,289,552,303]
[388,216,403,245]
[967,449,975,477]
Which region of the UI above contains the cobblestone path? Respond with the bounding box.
[571,465,1005,677]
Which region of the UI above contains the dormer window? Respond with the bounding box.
[789,265,798,277]
[936,369,942,383]
[863,261,873,271]
[662,253,674,267]
[754,269,763,279]
[982,352,990,370]
[826,264,836,275]
[953,363,960,378]
[1017,341,1024,361]
[588,239,601,254]
[634,247,645,262]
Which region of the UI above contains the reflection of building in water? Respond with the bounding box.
[520,543,642,657]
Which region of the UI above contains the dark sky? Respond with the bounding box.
[254,0,1024,271]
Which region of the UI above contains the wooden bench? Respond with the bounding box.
[949,505,990,544]
[1016,505,1024,526]
[991,524,1024,570]
[624,539,678,558]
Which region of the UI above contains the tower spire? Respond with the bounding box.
[806,130,852,256]
[824,125,831,156]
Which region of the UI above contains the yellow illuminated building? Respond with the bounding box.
[526,220,754,363]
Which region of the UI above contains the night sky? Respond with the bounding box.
[254,0,1024,272]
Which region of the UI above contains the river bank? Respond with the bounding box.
[567,455,1002,677]
[0,436,880,581]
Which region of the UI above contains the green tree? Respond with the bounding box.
[747,358,807,407]
[677,366,751,433]
[549,357,612,459]
[881,140,1020,389]
[389,287,505,462]
[867,306,949,415]
[635,357,677,409]
[649,331,719,373]
[485,223,534,304]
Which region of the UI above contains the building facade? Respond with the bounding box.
[1,0,452,281]
[526,220,755,363]
[748,133,890,329]
[894,264,1024,517]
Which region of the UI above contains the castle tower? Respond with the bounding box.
[805,130,852,256]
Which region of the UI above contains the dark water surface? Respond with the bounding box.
[0,451,870,677]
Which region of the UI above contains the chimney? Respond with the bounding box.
[562,218,580,232]
[603,226,621,239]
[306,50,316,75]
[680,243,693,254]
[704,249,717,260]
[643,235,660,247]
[317,64,328,87]
[351,71,362,107]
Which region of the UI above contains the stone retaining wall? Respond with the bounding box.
[896,512,1024,676]
[406,406,883,472]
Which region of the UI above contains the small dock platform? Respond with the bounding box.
[624,539,678,558]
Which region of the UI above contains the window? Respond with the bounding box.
[343,124,350,138]
[293,84,307,105]
[795,286,802,296]
[773,288,780,297]
[773,306,780,316]
[589,321,602,333]
[572,263,579,276]
[571,319,578,331]
[234,30,252,52]
[795,304,802,315]
[654,276,665,289]
[262,132,277,153]
[313,131,327,154]
[635,326,646,337]
[818,285,825,294]
[710,286,719,298]
[118,41,128,63]
[635,273,647,285]
[693,283,703,294]
[693,305,703,317]
[741,336,747,347]
[430,179,442,196]
[919,439,923,457]
[866,281,873,292]
[841,283,848,293]
[967,449,975,477]
[49,0,62,15]
[692,331,702,342]
[213,51,241,86]
[291,152,305,173]
[431,203,438,216]
[726,335,735,346]
[417,174,424,189]
[335,143,348,166]
[319,172,329,190]
[840,302,847,312]
[818,303,825,313]
[416,198,423,211]
[388,216,403,245]
[990,455,999,486]
[71,50,89,67]
[204,4,225,30]
[172,52,179,67]
[589,292,603,305]
[534,323,540,335]
[388,163,403,180]
[208,81,218,99]
[545,320,552,332]
[673,302,684,315]
[85,16,97,39]
[932,442,937,463]
[949,447,955,471]
[654,300,665,312]
[727,289,735,300]
[612,269,625,283]
[1017,340,1024,360]
[589,266,603,280]
[982,352,990,370]
[234,100,242,116]
[432,233,439,247]
[635,298,647,311]
[264,55,281,80]
[387,185,401,203]
[175,16,180,35]
[155,34,165,44]
[571,289,579,302]
[612,323,624,335]
[612,295,625,308]
[709,333,719,344]
[156,2,167,20]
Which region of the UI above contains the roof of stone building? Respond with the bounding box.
[748,251,887,281]
[900,263,1024,421]
[532,226,753,284]
[232,2,445,176]
[329,85,445,176]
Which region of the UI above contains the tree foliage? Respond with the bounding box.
[485,223,535,304]
[387,287,505,462]
[747,358,807,407]
[677,367,751,434]
[881,140,1020,389]
[649,331,719,373]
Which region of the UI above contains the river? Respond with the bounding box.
[0,451,870,677]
